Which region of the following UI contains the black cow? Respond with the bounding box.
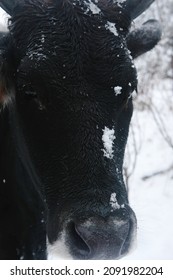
[0,0,161,260]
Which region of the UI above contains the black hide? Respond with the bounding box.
[0,0,161,259]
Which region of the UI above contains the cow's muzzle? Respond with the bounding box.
[68,211,135,259]
[64,208,137,259]
[47,206,136,260]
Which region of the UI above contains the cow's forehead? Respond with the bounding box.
[16,14,132,75]
[12,0,136,99]
[10,0,133,71]
[10,0,130,46]
[18,33,137,97]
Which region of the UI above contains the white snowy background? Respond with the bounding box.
[0,0,173,260]
[123,0,173,260]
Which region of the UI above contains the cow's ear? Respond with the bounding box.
[127,19,162,59]
[0,33,15,107]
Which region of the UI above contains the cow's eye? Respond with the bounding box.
[25,90,37,98]
[21,84,38,99]
[18,80,37,99]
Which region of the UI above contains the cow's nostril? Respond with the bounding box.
[68,222,90,257]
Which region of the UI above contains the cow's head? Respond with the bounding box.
[0,0,161,259]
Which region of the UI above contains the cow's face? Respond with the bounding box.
[0,0,161,259]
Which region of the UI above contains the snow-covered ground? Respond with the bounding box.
[124,78,173,260]
[0,3,173,260]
